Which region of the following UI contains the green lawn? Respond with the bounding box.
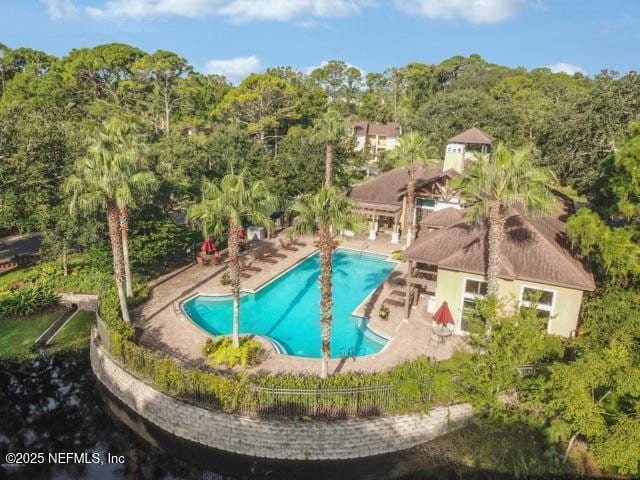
[0,264,39,289]
[0,307,65,359]
[48,310,95,353]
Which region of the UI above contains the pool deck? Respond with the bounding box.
[134,232,468,374]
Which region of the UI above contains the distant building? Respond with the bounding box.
[443,127,494,173]
[352,121,402,161]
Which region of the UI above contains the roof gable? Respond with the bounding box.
[448,127,495,145]
[404,211,595,291]
[347,164,447,206]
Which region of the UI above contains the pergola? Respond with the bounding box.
[352,201,402,243]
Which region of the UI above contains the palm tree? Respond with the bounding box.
[311,109,345,187]
[109,123,155,297]
[290,187,362,378]
[452,143,557,295]
[387,132,438,247]
[188,172,275,347]
[66,118,156,323]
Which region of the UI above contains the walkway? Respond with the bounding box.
[0,233,42,258]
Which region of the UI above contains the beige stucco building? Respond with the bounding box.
[403,204,596,338]
[347,126,595,338]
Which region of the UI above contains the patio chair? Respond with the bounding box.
[265,245,286,258]
[383,298,404,308]
[240,258,261,273]
[278,238,298,251]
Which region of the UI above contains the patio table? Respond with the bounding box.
[432,326,453,344]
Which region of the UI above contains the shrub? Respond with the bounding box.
[0,281,59,317]
[378,304,390,320]
[129,218,200,269]
[97,288,460,417]
[220,272,231,286]
[202,337,263,368]
[390,251,403,261]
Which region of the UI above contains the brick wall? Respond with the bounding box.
[91,337,474,460]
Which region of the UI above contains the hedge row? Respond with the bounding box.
[97,287,459,417]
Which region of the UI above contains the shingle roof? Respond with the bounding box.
[404,207,596,291]
[449,127,495,145]
[347,164,451,207]
[353,121,401,138]
[420,207,465,229]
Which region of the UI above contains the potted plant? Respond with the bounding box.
[378,304,390,320]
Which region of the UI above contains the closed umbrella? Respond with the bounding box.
[433,301,454,327]
[201,238,216,254]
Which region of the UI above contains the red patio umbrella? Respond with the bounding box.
[201,238,216,254]
[433,301,454,327]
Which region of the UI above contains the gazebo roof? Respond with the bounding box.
[448,127,495,145]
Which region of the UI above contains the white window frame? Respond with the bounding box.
[519,284,557,333]
[458,277,488,334]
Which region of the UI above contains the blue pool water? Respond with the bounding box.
[182,249,397,358]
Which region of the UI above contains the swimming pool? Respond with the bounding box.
[182,249,397,358]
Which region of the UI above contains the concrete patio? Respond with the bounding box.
[134,231,468,374]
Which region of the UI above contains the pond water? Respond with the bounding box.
[183,249,395,358]
[0,350,493,479]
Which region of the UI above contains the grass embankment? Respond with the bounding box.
[48,310,95,353]
[0,307,65,359]
[420,422,601,478]
[0,308,95,360]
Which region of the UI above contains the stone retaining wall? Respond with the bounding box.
[91,336,474,460]
[60,292,98,311]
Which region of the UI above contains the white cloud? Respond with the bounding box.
[85,0,363,21]
[218,0,361,22]
[40,0,79,19]
[393,0,527,24]
[203,55,261,83]
[547,63,586,76]
[86,0,219,19]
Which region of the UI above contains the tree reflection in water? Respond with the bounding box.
[0,350,476,480]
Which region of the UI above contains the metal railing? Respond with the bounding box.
[95,314,437,419]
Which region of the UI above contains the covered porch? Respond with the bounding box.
[350,201,404,244]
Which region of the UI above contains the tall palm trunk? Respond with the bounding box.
[107,202,131,323]
[227,221,241,348]
[405,166,416,248]
[62,244,68,277]
[318,226,333,378]
[324,141,334,187]
[119,207,134,297]
[487,201,505,296]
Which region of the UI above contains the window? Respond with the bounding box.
[460,278,488,332]
[415,198,436,223]
[520,286,555,324]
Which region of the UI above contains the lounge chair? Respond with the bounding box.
[383,298,404,308]
[255,253,278,264]
[390,289,405,298]
[266,246,286,258]
[240,258,261,273]
[292,238,306,247]
[279,238,298,251]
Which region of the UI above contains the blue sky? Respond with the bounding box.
[1,1,639,82]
